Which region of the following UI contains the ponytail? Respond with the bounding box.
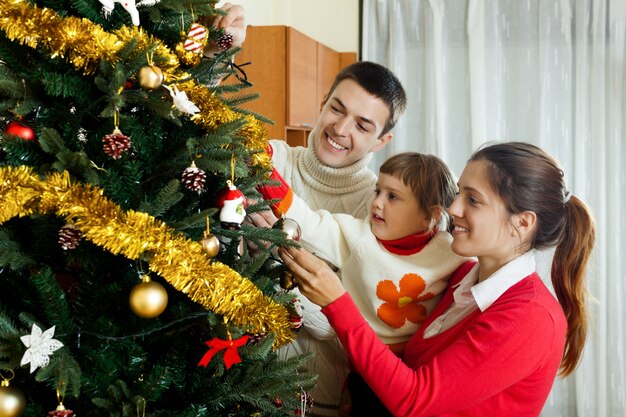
[551,196,596,376]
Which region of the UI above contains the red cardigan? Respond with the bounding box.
[322,261,567,417]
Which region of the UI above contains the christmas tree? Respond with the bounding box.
[0,0,315,416]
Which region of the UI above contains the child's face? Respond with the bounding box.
[370,173,430,241]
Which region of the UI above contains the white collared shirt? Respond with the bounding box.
[423,251,536,338]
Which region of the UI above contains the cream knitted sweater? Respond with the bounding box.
[269,129,377,220]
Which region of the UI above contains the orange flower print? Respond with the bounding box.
[376,273,435,328]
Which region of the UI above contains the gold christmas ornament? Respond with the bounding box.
[200,233,220,258]
[0,371,26,417]
[138,65,164,90]
[199,216,220,258]
[280,270,297,291]
[129,275,169,318]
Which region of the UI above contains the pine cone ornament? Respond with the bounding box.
[181,162,206,192]
[48,409,75,416]
[217,32,234,50]
[48,404,75,416]
[102,127,131,159]
[59,224,81,250]
[245,332,268,345]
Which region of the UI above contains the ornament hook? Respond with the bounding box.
[0,369,15,384]
[136,396,146,417]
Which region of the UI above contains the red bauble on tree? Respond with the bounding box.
[4,120,36,141]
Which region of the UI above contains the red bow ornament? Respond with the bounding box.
[198,335,249,369]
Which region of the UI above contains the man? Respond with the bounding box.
[252,61,407,417]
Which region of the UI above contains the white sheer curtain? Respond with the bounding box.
[362,1,625,416]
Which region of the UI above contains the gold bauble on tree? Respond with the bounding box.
[0,372,26,417]
[200,232,220,258]
[129,275,168,318]
[199,216,220,258]
[138,65,164,89]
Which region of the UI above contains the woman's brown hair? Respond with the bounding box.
[470,141,596,376]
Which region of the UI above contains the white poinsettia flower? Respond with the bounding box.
[164,85,200,115]
[20,324,64,373]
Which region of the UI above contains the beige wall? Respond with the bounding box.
[219,0,360,55]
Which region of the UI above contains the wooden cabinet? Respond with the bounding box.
[234,26,357,146]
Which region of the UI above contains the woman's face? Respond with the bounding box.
[448,160,520,276]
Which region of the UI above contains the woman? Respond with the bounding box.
[279,141,595,417]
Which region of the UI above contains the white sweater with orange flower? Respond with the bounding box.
[283,195,468,345]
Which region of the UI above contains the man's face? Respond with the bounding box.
[313,79,392,168]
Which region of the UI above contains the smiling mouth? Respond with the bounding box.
[325,133,348,151]
[453,225,469,232]
[371,213,384,222]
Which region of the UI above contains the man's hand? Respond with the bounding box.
[211,2,246,48]
[203,2,247,58]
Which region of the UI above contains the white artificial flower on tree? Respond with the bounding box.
[20,324,64,373]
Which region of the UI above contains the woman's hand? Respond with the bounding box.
[278,246,346,307]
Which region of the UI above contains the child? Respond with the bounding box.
[259,151,468,407]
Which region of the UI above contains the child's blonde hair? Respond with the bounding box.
[379,152,457,231]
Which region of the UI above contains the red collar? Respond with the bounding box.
[378,229,437,255]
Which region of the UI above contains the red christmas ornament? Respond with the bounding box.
[215,181,247,228]
[102,127,131,159]
[288,298,303,330]
[296,390,313,416]
[4,120,36,141]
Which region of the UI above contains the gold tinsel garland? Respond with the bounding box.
[0,166,295,347]
[0,0,271,169]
